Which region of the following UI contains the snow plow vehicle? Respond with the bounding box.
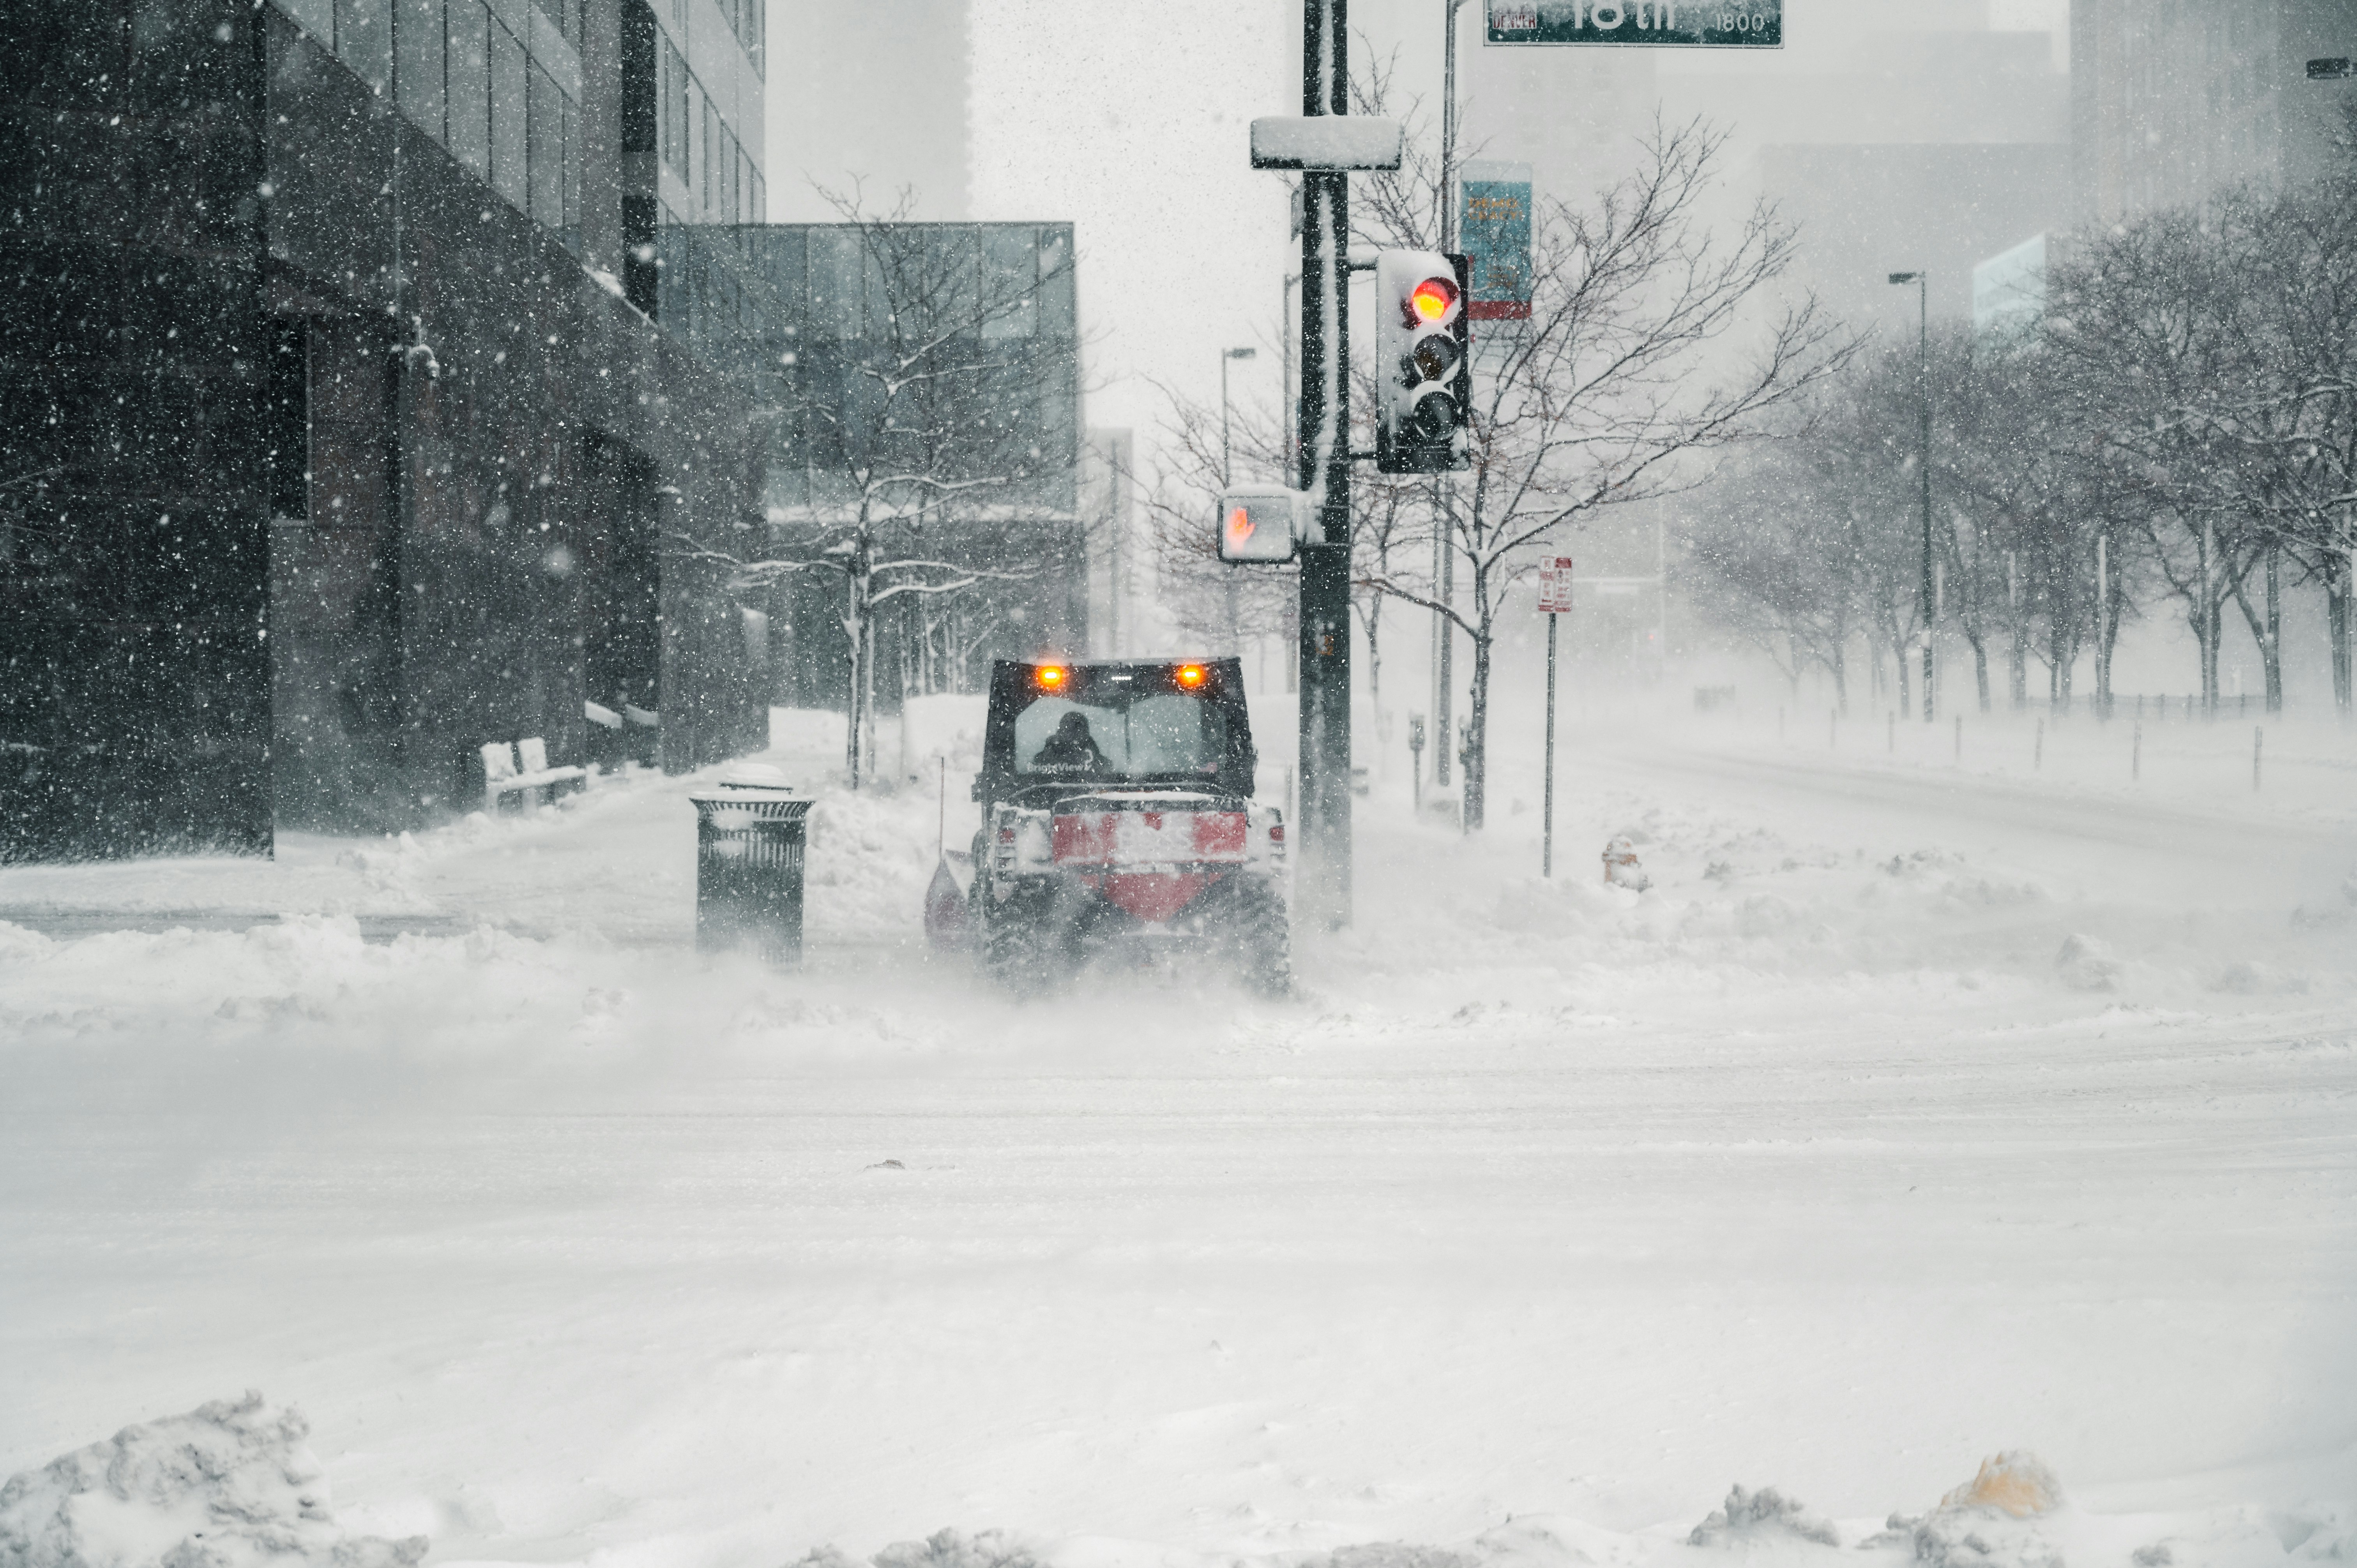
[959,657,1289,994]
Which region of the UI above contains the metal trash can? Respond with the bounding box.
[689,766,812,964]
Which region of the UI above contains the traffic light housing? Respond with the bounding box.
[1217,485,1303,564]
[1375,250,1472,475]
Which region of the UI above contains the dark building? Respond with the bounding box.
[0,0,774,860]
[2072,0,2357,225]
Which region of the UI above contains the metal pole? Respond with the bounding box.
[1296,0,1353,929]
[1442,0,1465,251]
[1282,273,1299,474]
[1542,610,1557,877]
[1432,0,1466,792]
[1655,513,1668,685]
[1221,351,1232,486]
[1917,272,1934,723]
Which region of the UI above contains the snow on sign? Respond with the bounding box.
[1250,117,1405,171]
[1537,555,1575,613]
[1487,1,1783,48]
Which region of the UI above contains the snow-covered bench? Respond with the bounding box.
[481,737,587,812]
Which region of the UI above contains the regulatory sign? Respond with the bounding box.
[1487,1,1783,48]
[1537,555,1575,613]
[1460,161,1532,321]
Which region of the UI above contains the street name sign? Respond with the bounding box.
[1537,555,1576,613]
[1487,2,1782,47]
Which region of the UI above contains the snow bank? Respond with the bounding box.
[1687,1487,1839,1548]
[0,1393,424,1568]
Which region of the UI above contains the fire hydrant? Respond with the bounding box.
[1603,835,1652,891]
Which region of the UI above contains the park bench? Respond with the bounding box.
[480,736,587,812]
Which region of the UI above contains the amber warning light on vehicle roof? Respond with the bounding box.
[1033,664,1069,691]
[1177,664,1207,689]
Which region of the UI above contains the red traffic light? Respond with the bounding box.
[1405,276,1459,325]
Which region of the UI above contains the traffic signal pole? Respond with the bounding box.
[1296,0,1353,930]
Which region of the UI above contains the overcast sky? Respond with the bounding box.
[783,2,2071,473]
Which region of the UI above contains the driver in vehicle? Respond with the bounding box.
[1033,710,1108,770]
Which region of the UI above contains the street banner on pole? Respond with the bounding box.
[1459,161,1532,322]
[1486,2,1782,48]
[1537,554,1576,613]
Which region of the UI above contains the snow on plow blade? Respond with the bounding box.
[925,849,975,952]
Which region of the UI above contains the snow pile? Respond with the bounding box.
[2271,1508,2357,1563]
[1687,1486,1840,1549]
[1899,1453,2066,1568]
[0,1393,425,1568]
[805,786,948,942]
[791,1529,1041,1568]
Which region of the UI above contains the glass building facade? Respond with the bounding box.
[686,223,1088,709]
[0,0,776,859]
[265,0,766,255]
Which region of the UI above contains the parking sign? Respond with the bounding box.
[1537,555,1575,613]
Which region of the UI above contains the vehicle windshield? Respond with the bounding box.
[1012,691,1226,777]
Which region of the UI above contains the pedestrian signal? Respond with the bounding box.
[1217,486,1302,564]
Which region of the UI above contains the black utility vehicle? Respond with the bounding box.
[959,657,1288,993]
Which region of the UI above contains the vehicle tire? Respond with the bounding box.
[1229,877,1292,998]
[979,881,1061,993]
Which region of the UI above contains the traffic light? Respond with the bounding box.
[1217,484,1302,563]
[1375,250,1471,475]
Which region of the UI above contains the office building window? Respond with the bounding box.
[661,38,690,183]
[528,60,562,231]
[562,93,580,237]
[334,0,392,93]
[278,0,585,244]
[532,0,583,51]
[489,16,527,212]
[395,0,445,138]
[702,95,717,217]
[265,319,311,521]
[446,0,489,178]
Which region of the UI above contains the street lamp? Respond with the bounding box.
[1221,346,1257,486]
[1889,269,1934,721]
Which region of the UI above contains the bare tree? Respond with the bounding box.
[1355,115,1850,828]
[1131,378,1300,660]
[1684,446,1866,706]
[674,189,1079,787]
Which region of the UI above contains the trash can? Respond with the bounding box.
[689,766,812,965]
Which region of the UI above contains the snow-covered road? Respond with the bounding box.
[4,710,2353,1568]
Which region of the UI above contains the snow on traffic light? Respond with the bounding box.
[1375,251,1471,475]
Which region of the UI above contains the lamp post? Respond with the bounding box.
[1221,346,1256,486]
[1889,269,1933,721]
